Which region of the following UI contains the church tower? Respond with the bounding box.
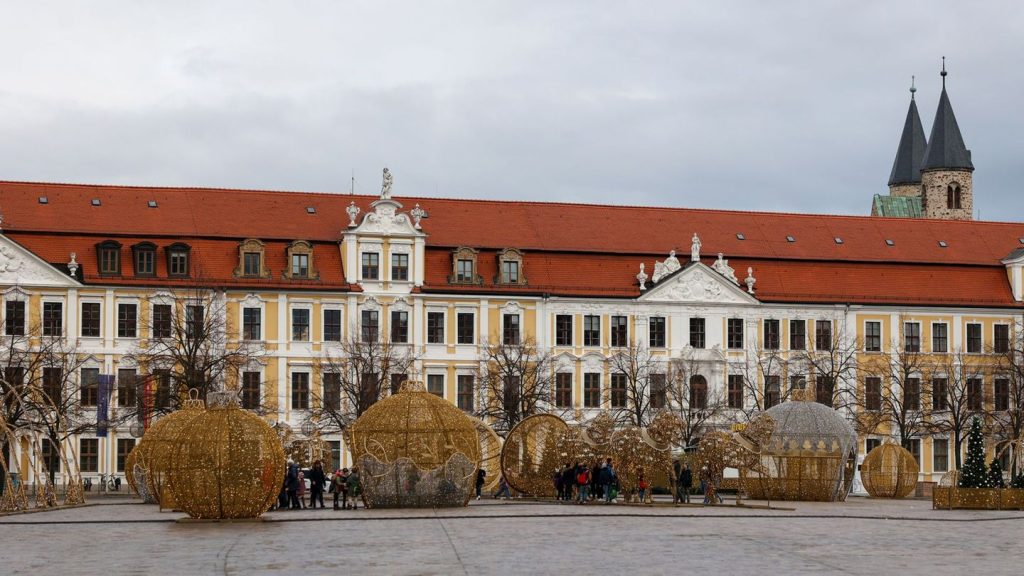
[920,60,974,220]
[887,80,927,197]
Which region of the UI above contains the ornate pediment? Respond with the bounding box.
[639,263,757,305]
[0,235,80,288]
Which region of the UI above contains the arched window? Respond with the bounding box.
[689,375,708,409]
[947,183,962,209]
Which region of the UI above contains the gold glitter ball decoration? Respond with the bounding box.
[347,382,481,508]
[166,391,285,519]
[860,442,919,499]
[139,394,206,508]
[472,417,503,493]
[500,414,569,496]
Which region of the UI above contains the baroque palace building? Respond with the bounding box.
[1,73,1022,488]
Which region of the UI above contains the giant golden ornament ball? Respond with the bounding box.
[500,414,569,496]
[138,396,206,507]
[471,417,503,493]
[348,382,481,508]
[860,443,919,498]
[166,392,285,519]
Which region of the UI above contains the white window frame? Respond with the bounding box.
[903,320,922,353]
[321,302,345,344]
[289,302,313,343]
[931,321,949,354]
[455,307,476,346]
[863,320,882,353]
[425,370,446,399]
[425,307,447,346]
[115,298,140,341]
[78,297,103,340]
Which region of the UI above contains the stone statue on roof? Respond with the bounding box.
[691,233,701,262]
[651,250,681,283]
[712,252,738,285]
[381,167,393,200]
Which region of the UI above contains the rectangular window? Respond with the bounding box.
[689,318,705,349]
[291,373,310,410]
[903,438,921,467]
[135,249,155,275]
[865,321,881,352]
[815,320,832,350]
[995,378,1010,411]
[427,374,444,397]
[154,370,172,410]
[117,368,137,408]
[80,367,99,406]
[456,259,474,283]
[116,439,135,472]
[967,377,983,411]
[502,314,520,345]
[390,310,409,343]
[291,253,309,278]
[583,315,600,347]
[292,308,310,341]
[610,373,627,408]
[361,310,379,342]
[904,322,921,353]
[649,317,666,348]
[967,323,982,353]
[555,315,573,347]
[243,252,261,276]
[242,307,261,341]
[427,311,445,344]
[390,373,406,395]
[789,319,806,350]
[79,438,99,473]
[865,377,881,411]
[765,375,781,408]
[117,303,137,338]
[501,260,519,284]
[391,253,409,281]
[994,324,1010,354]
[185,305,204,340]
[932,378,948,411]
[555,373,573,408]
[241,371,261,410]
[610,316,628,347]
[169,250,189,276]
[457,375,474,411]
[328,441,341,472]
[727,318,744,349]
[815,375,834,408]
[727,375,743,409]
[322,372,341,412]
[904,377,921,411]
[650,373,667,409]
[323,309,342,342]
[152,304,172,339]
[43,366,62,405]
[81,302,101,337]
[40,439,60,473]
[99,247,119,275]
[763,319,780,350]
[4,300,25,336]
[361,252,379,280]
[42,302,63,336]
[932,322,948,353]
[933,439,949,473]
[866,438,882,454]
[457,313,474,345]
[690,377,707,409]
[583,373,601,408]
[790,374,806,391]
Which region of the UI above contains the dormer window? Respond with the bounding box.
[166,243,191,277]
[131,242,156,276]
[496,248,526,285]
[95,240,122,276]
[234,239,269,278]
[284,240,318,280]
[449,247,481,284]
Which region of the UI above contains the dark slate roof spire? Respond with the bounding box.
[921,58,974,172]
[887,77,928,186]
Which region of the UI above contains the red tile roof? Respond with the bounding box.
[0,180,1020,306]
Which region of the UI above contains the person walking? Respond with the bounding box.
[475,469,486,500]
[345,467,361,510]
[590,461,601,501]
[330,469,344,510]
[575,464,590,504]
[493,475,511,500]
[679,463,693,504]
[308,461,326,509]
[597,461,611,503]
[637,468,649,504]
[561,463,575,501]
[296,469,308,509]
[604,458,617,503]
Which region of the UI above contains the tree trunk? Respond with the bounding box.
[954,431,963,470]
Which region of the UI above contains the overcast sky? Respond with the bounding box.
[1,1,1022,220]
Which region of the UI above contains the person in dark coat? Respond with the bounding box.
[308,461,327,509]
[590,462,601,501]
[475,469,486,500]
[679,463,693,504]
[286,462,301,509]
[560,464,575,501]
[598,462,612,502]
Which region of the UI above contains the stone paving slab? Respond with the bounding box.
[0,498,1021,575]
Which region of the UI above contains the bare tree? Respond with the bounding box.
[475,337,553,436]
[1,319,45,483]
[990,324,1024,475]
[732,342,787,421]
[927,349,983,470]
[793,319,860,411]
[307,336,419,435]
[125,288,263,415]
[607,342,662,427]
[859,334,932,448]
[665,347,726,449]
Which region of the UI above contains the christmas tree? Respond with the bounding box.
[958,417,989,488]
[1011,471,1024,489]
[988,459,1005,488]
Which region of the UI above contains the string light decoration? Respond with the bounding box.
[471,417,503,493]
[139,392,206,508]
[694,414,776,503]
[860,442,918,498]
[0,419,29,511]
[500,414,569,496]
[166,391,285,519]
[347,381,481,508]
[743,401,858,502]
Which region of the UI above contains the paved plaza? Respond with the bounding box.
[1,496,1021,575]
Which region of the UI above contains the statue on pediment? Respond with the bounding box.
[712,252,738,285]
[381,167,393,200]
[691,233,701,262]
[651,250,681,283]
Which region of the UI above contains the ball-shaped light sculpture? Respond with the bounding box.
[500,414,569,497]
[139,395,206,507]
[861,443,919,498]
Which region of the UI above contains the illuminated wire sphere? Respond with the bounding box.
[744,401,858,502]
[167,392,285,519]
[861,443,919,498]
[138,395,206,507]
[471,417,503,493]
[500,414,569,496]
[348,381,481,508]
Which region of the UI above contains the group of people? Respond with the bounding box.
[554,458,622,504]
[274,460,361,511]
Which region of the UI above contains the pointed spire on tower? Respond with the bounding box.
[921,57,974,172]
[888,77,928,186]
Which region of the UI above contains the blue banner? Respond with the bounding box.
[97,374,114,437]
